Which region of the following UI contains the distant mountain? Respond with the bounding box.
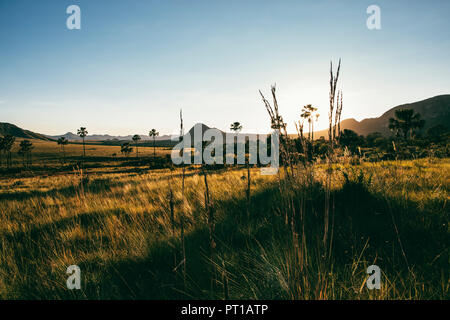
[5,95,447,143]
[50,132,81,141]
[0,122,53,141]
[47,132,173,142]
[187,123,214,138]
[34,123,230,143]
[184,123,260,142]
[314,94,450,138]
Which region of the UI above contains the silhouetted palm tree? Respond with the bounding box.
[230,122,242,150]
[300,108,311,140]
[230,122,251,215]
[132,134,141,158]
[18,140,33,167]
[3,135,15,168]
[77,127,88,157]
[149,129,159,158]
[389,109,425,139]
[307,105,318,141]
[230,122,242,133]
[121,142,133,158]
[301,105,318,141]
[57,137,68,163]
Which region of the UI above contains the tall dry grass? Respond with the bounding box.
[0,158,447,299]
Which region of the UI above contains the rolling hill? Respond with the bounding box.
[314,94,450,138]
[0,123,53,141]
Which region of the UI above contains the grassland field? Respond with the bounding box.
[9,138,172,161]
[1,139,173,177]
[0,139,448,299]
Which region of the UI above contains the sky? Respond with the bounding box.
[0,0,449,136]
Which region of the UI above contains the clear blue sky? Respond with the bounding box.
[1,0,449,135]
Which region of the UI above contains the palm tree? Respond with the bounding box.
[120,142,133,158]
[389,109,425,139]
[149,129,159,158]
[301,105,318,141]
[57,137,68,163]
[18,140,33,167]
[3,135,15,168]
[230,122,251,215]
[230,121,242,151]
[307,105,318,141]
[300,108,311,140]
[230,122,242,133]
[132,134,141,158]
[77,127,88,157]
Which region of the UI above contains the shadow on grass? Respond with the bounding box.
[5,175,448,299]
[0,177,127,202]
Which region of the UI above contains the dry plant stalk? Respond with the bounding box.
[74,165,86,198]
[222,259,229,300]
[328,59,341,149]
[193,113,217,291]
[246,155,251,218]
[260,85,299,269]
[167,173,178,272]
[259,85,294,177]
[203,170,215,252]
[295,120,308,164]
[258,61,344,297]
[169,186,175,237]
[336,90,343,140]
[179,109,187,283]
[203,166,217,292]
[324,59,342,257]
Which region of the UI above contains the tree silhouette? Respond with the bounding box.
[230,122,242,153]
[77,127,88,157]
[300,107,311,141]
[230,122,251,215]
[2,135,15,168]
[18,140,33,167]
[132,134,141,158]
[308,105,318,141]
[149,129,159,158]
[57,137,68,163]
[339,129,362,153]
[230,122,242,133]
[301,105,318,142]
[427,124,448,142]
[121,142,133,158]
[389,109,425,139]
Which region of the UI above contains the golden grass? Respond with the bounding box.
[9,138,171,162]
[0,158,448,299]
